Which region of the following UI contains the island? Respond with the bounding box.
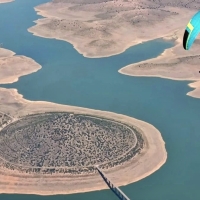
[0,87,166,195]
[28,0,200,97]
[0,112,143,174]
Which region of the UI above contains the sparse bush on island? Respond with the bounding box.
[0,112,144,175]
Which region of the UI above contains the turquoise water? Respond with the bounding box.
[1,0,200,199]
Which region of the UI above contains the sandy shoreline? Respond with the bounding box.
[0,48,41,84]
[187,81,200,98]
[0,87,167,195]
[28,6,173,59]
[0,0,14,3]
[27,2,196,58]
[119,29,200,98]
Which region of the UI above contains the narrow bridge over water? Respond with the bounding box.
[96,166,131,200]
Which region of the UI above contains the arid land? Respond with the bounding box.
[0,86,167,195]
[0,0,14,3]
[28,0,196,58]
[27,0,200,98]
[119,30,200,98]
[0,48,41,84]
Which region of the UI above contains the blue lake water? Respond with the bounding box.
[1,0,200,200]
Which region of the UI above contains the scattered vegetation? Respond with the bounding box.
[0,112,144,175]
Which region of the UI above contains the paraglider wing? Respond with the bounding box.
[183,11,200,50]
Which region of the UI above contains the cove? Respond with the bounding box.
[1,0,200,200]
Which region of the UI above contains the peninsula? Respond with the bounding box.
[28,0,200,98]
[119,30,200,98]
[0,48,41,84]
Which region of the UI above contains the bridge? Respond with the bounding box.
[96,166,131,200]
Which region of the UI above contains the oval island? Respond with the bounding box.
[0,88,167,195]
[0,112,144,175]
